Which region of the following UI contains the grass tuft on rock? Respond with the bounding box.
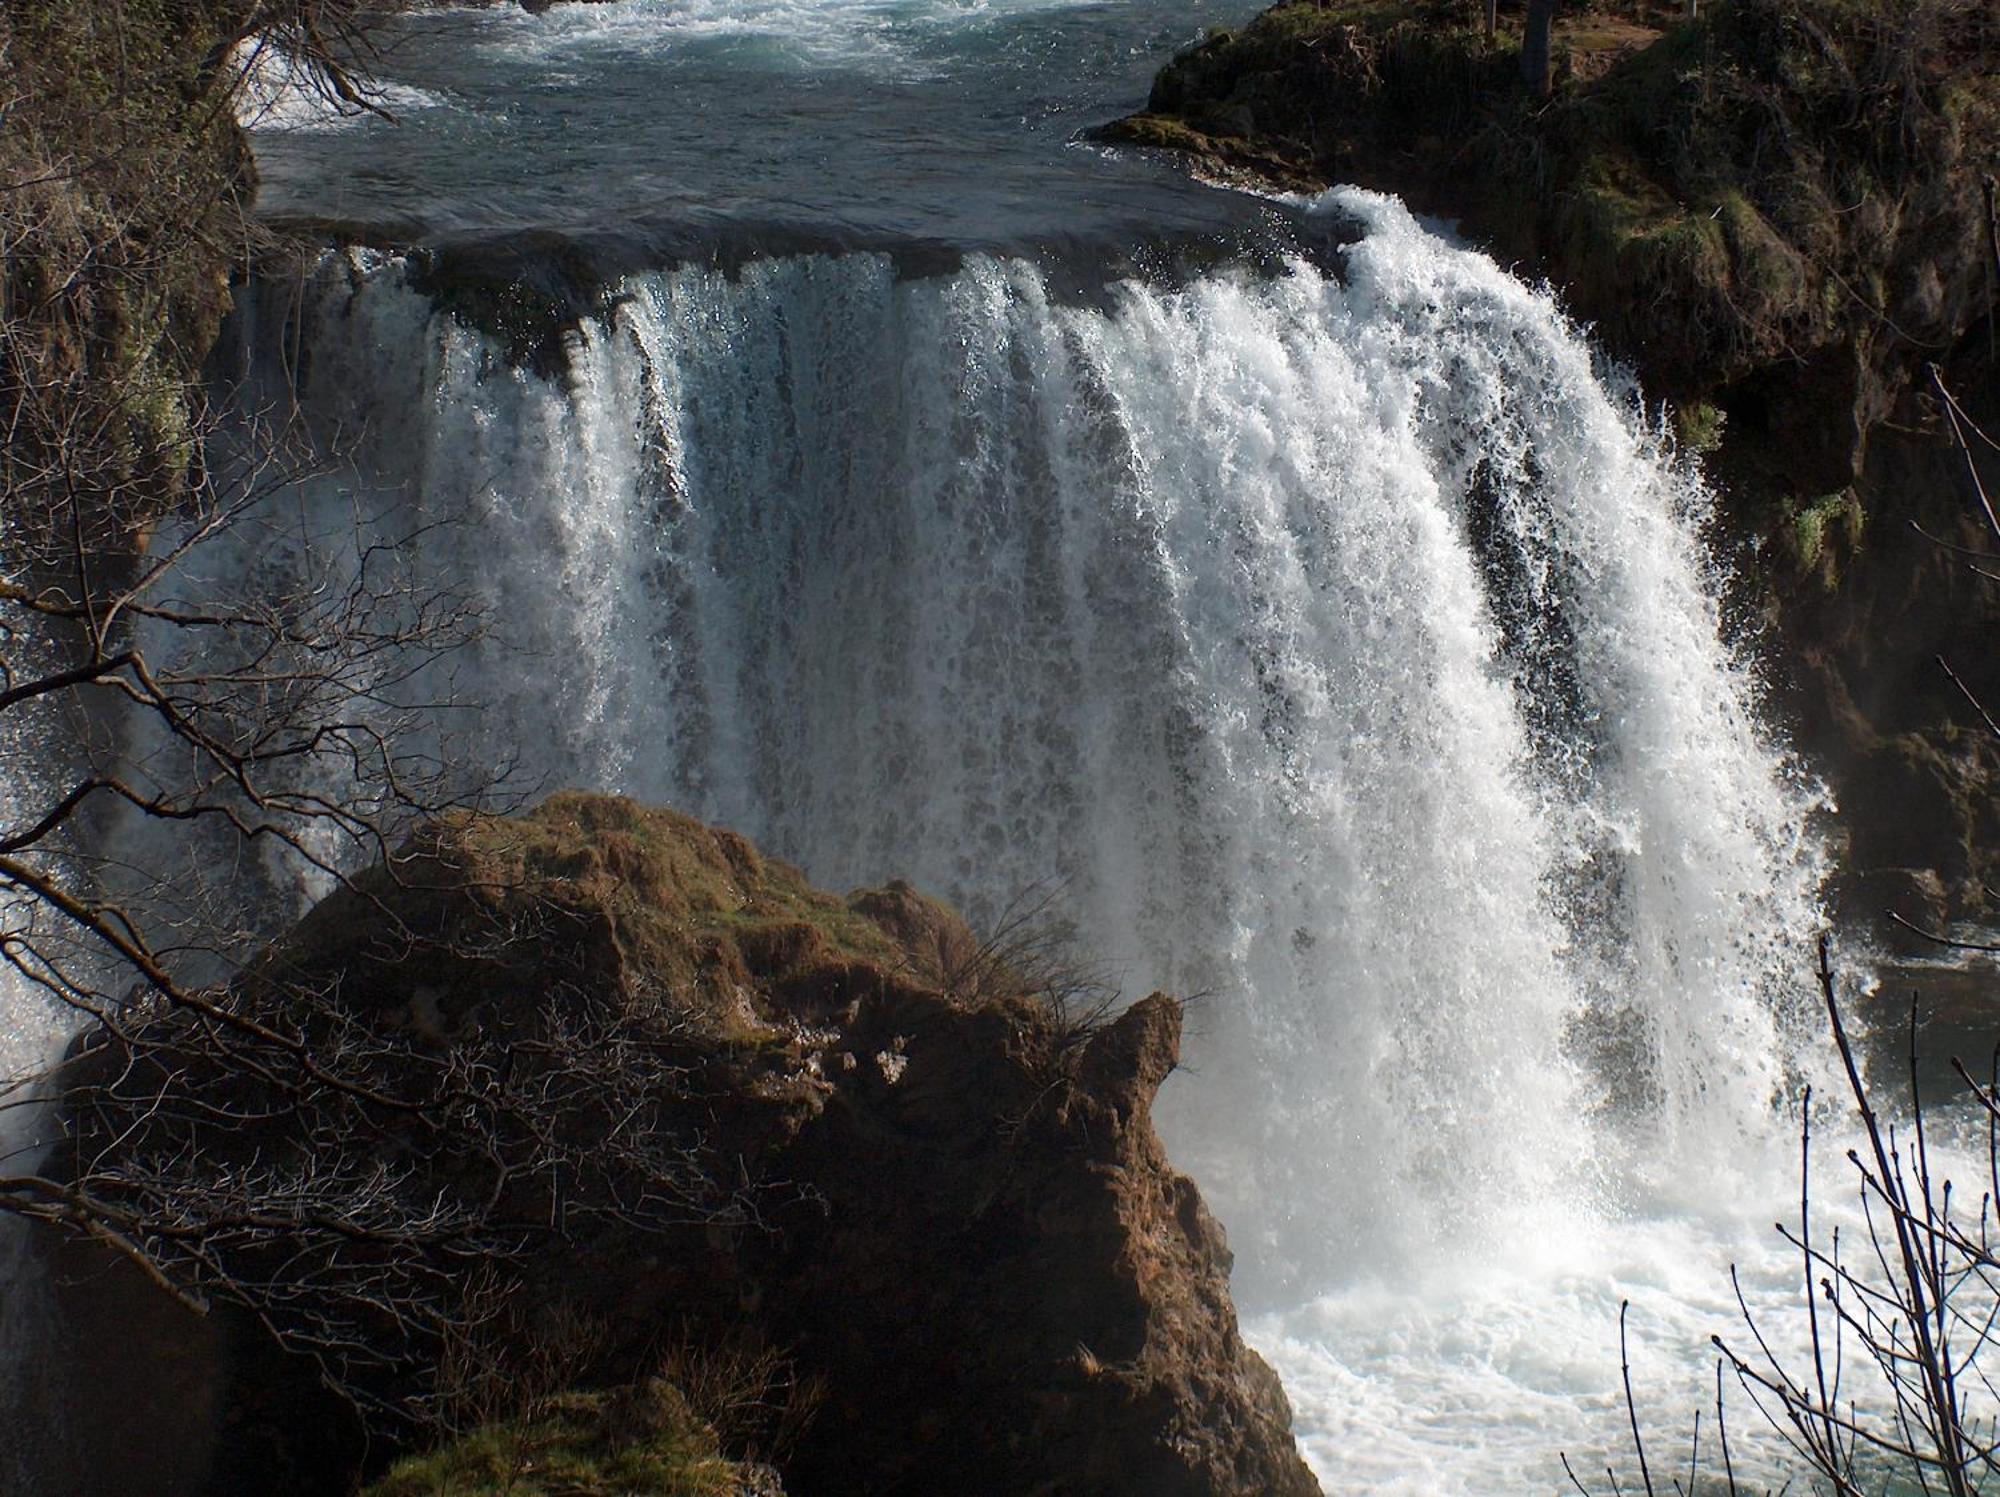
[363,1382,764,1497]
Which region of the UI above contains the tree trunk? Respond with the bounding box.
[1522,0,1557,97]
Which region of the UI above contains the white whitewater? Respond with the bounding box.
[225,38,446,133]
[56,188,1834,1490]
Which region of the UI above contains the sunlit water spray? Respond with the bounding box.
[157,189,1856,1489]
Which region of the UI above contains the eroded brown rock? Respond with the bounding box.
[31,795,1317,1496]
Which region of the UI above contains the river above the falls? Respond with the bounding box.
[246,0,1287,254]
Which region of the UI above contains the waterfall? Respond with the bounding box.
[0,508,84,1497]
[11,187,1832,1490]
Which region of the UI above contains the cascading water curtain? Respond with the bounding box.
[184,188,1832,1490]
[0,495,91,1495]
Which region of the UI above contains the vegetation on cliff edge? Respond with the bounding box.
[1108,0,1997,508]
[362,1383,775,1497]
[3,1,409,518]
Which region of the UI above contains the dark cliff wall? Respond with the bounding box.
[1,0,266,544]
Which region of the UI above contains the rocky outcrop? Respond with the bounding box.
[29,795,1317,1496]
[1107,0,1998,471]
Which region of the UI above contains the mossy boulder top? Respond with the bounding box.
[267,792,959,1044]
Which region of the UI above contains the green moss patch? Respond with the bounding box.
[266,793,968,1042]
[1674,398,1729,453]
[364,1383,758,1497]
[447,791,909,990]
[1787,487,1865,584]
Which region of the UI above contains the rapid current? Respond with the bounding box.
[1,0,1901,1490]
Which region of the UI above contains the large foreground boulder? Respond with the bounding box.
[26,794,1318,1496]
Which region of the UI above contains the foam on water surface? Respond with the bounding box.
[228,38,450,131]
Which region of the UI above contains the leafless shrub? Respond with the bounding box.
[1565,363,2000,1497]
[427,1273,611,1434]
[0,0,763,1433]
[653,1328,824,1468]
[4,925,771,1414]
[935,881,1127,1046]
[210,2,406,121]
[1567,941,2000,1497]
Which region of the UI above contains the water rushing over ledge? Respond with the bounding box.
[173,174,1837,1488]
